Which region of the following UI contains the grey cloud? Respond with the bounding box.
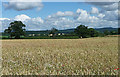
[103,10,118,21]
[3,2,43,11]
[86,1,119,21]
[100,3,118,11]
[85,0,119,2]
[87,2,118,11]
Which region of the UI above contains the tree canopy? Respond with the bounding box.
[4,21,26,39]
[74,25,89,38]
[74,25,99,38]
[88,28,99,37]
[49,28,58,37]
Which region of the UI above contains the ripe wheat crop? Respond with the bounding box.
[1,37,118,75]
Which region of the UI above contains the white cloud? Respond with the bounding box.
[64,11,74,16]
[0,19,13,31]
[44,16,76,30]
[14,14,31,21]
[76,9,85,14]
[0,18,10,20]
[3,0,43,11]
[117,2,120,20]
[76,9,91,21]
[5,0,42,2]
[75,9,99,25]
[21,16,44,30]
[56,11,64,16]
[14,15,44,30]
[0,14,44,31]
[1,7,118,32]
[75,8,118,28]
[31,17,44,23]
[49,11,74,18]
[91,7,99,14]
[46,9,118,29]
[98,13,105,19]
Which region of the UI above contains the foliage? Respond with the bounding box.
[74,25,100,38]
[110,31,118,35]
[74,25,89,38]
[49,28,58,37]
[4,21,26,39]
[103,30,118,36]
[3,21,119,39]
[103,30,110,35]
[118,28,120,34]
[88,28,99,37]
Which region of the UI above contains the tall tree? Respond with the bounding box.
[110,31,117,35]
[74,25,89,38]
[49,28,58,37]
[103,30,110,35]
[88,28,99,37]
[4,21,26,39]
[118,28,120,35]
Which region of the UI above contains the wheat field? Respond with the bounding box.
[1,37,118,75]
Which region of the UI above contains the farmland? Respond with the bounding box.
[1,37,118,75]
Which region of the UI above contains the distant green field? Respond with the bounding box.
[0,35,79,39]
[24,36,79,39]
[0,36,8,38]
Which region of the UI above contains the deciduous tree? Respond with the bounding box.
[4,21,26,39]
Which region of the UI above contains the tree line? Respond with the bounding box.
[4,21,119,39]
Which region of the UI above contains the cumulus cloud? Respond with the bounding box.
[56,11,74,16]
[85,0,119,21]
[75,8,99,24]
[74,9,89,20]
[119,10,120,20]
[99,3,118,21]
[0,14,44,31]
[91,7,99,14]
[5,0,42,2]
[76,9,91,21]
[75,9,99,26]
[0,18,10,20]
[44,15,76,30]
[98,13,105,19]
[1,7,118,32]
[14,14,31,21]
[48,11,74,19]
[51,17,75,29]
[3,0,43,11]
[14,14,44,23]
[75,9,118,28]
[1,19,13,31]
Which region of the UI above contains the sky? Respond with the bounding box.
[2,2,92,19]
[0,0,119,31]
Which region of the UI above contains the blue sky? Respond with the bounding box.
[0,1,118,31]
[2,2,94,19]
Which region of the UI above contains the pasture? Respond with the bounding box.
[1,37,118,75]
